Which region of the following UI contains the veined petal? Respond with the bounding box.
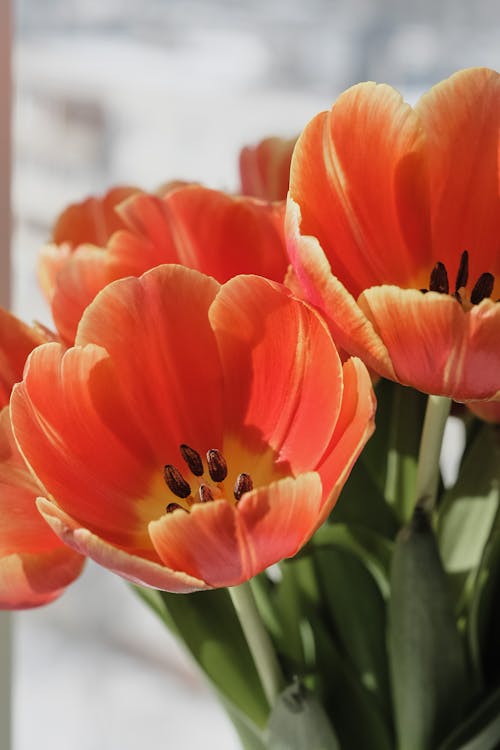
[316,357,376,524]
[289,82,430,295]
[416,68,500,286]
[239,136,296,201]
[37,243,72,302]
[12,267,224,547]
[0,308,46,408]
[149,473,323,588]
[51,186,138,247]
[0,409,84,609]
[209,274,343,473]
[110,186,288,283]
[0,548,84,609]
[358,287,500,400]
[286,199,395,378]
[51,245,110,344]
[37,498,206,592]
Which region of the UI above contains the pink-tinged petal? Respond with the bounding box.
[316,358,376,524]
[0,409,84,609]
[467,399,500,423]
[0,308,47,408]
[210,273,343,472]
[109,186,288,283]
[51,245,110,344]
[51,186,138,247]
[37,498,206,592]
[0,548,84,610]
[239,136,296,201]
[12,267,224,547]
[416,68,500,283]
[150,473,323,587]
[289,83,430,296]
[286,199,395,378]
[358,288,500,401]
[237,473,323,578]
[76,266,224,454]
[37,243,72,302]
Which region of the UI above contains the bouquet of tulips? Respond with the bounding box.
[2,67,500,750]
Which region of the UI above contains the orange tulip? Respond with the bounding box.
[44,185,288,344]
[11,265,375,591]
[0,309,84,608]
[287,67,500,403]
[38,186,138,302]
[239,136,296,201]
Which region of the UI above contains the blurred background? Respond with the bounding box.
[9,1,500,747]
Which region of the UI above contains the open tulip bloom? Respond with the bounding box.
[4,66,500,750]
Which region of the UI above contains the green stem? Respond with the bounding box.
[415,395,452,512]
[229,581,285,708]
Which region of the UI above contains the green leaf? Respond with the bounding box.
[312,524,393,599]
[467,532,500,686]
[267,680,341,750]
[437,684,500,750]
[438,424,500,576]
[389,508,469,750]
[314,541,391,720]
[132,585,269,728]
[311,614,394,750]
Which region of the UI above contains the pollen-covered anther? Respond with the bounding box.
[180,443,204,476]
[429,262,449,294]
[166,502,186,514]
[234,473,253,501]
[471,272,494,305]
[163,464,192,499]
[207,449,228,482]
[199,484,215,503]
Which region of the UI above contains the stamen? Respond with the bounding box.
[199,484,214,503]
[166,502,185,514]
[429,262,449,294]
[207,449,228,482]
[471,272,494,305]
[180,444,204,476]
[234,473,253,501]
[455,250,469,291]
[163,464,192,499]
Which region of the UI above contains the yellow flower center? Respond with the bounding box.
[163,444,254,514]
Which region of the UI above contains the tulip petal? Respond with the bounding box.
[110,186,288,283]
[358,287,500,400]
[0,409,84,609]
[149,473,323,587]
[0,309,46,408]
[290,83,430,295]
[239,136,296,201]
[0,548,84,609]
[315,358,376,524]
[286,199,396,378]
[51,245,110,344]
[13,267,225,547]
[416,68,500,286]
[210,273,344,473]
[37,498,206,592]
[51,186,138,247]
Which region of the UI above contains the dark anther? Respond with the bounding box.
[471,272,494,305]
[199,484,214,503]
[166,502,184,513]
[420,288,429,294]
[455,250,469,292]
[180,444,204,476]
[429,262,449,294]
[207,449,228,482]
[163,464,192,499]
[234,473,253,501]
